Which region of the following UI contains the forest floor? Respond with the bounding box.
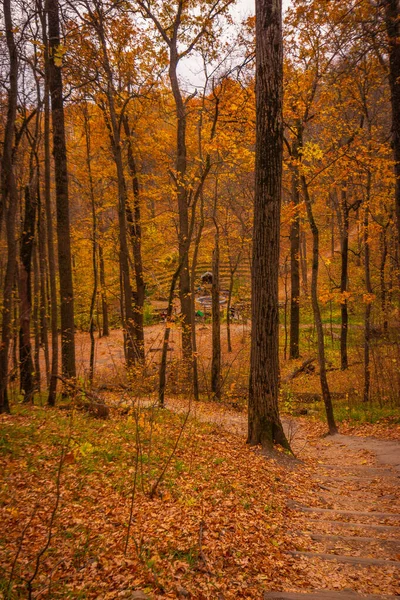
[155,396,400,598]
[1,394,399,599]
[2,324,399,598]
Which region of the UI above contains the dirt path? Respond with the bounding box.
[161,398,400,599]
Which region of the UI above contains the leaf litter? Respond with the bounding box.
[0,399,399,598]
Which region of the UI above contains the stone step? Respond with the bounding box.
[289,550,400,567]
[264,592,399,600]
[292,505,400,519]
[307,532,400,547]
[308,519,400,532]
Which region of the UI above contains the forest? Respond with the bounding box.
[0,0,399,598]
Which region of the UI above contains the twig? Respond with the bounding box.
[26,445,66,599]
[196,520,214,576]
[124,433,140,555]
[149,408,190,499]
[7,505,38,599]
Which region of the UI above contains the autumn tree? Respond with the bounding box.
[0,0,18,413]
[136,0,233,374]
[248,0,289,449]
[48,0,76,381]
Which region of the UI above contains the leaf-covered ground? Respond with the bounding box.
[1,400,399,599]
[1,403,299,599]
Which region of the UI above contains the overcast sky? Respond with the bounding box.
[178,0,292,89]
[233,0,292,19]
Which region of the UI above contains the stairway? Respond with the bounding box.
[265,443,400,599]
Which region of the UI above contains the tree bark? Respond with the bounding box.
[19,183,36,403]
[48,0,76,381]
[248,0,289,450]
[39,0,59,404]
[123,115,145,362]
[169,48,193,366]
[0,0,19,414]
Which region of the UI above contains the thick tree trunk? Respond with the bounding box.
[248,0,289,450]
[0,0,18,414]
[289,125,302,359]
[48,0,76,381]
[384,0,400,246]
[19,183,36,403]
[123,115,145,362]
[302,177,338,435]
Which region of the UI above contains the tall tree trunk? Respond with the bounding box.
[123,115,145,362]
[289,126,302,360]
[19,183,37,403]
[190,196,205,402]
[340,185,349,371]
[363,178,373,403]
[283,256,289,361]
[32,239,41,392]
[169,50,193,367]
[37,183,50,386]
[159,198,199,407]
[40,0,58,405]
[83,105,98,385]
[384,0,400,246]
[302,177,337,435]
[0,0,18,414]
[48,0,76,381]
[99,244,109,337]
[211,217,221,400]
[248,0,289,450]
[95,19,136,367]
